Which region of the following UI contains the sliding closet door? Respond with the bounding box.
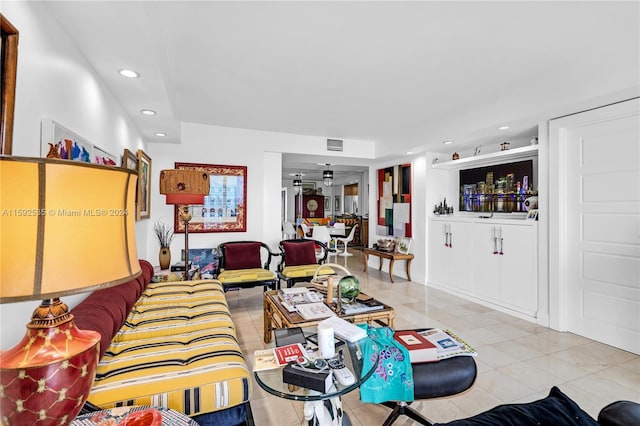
[550,98,639,354]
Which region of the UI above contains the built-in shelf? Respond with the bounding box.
[432,145,539,170]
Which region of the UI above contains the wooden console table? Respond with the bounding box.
[362,248,414,283]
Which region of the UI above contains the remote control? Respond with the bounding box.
[327,353,355,386]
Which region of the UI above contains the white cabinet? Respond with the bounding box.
[429,220,474,294]
[473,223,537,316]
[429,217,538,319]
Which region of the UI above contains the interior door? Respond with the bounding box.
[552,98,639,354]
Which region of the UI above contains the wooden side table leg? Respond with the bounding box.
[388,259,395,283]
[406,258,413,282]
[378,256,383,271]
[263,297,272,344]
[362,252,368,272]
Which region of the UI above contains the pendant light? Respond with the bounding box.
[323,164,333,186]
[293,172,303,193]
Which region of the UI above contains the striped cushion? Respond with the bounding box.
[113,281,235,341]
[217,268,276,284]
[88,279,251,417]
[281,265,335,279]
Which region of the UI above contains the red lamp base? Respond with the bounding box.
[0,299,100,426]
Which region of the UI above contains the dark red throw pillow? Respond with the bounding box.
[223,242,262,270]
[282,241,317,266]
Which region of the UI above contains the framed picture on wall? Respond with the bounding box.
[302,182,316,195]
[93,145,117,165]
[378,163,412,238]
[174,162,247,233]
[334,196,341,211]
[122,148,138,171]
[324,196,331,210]
[41,119,93,162]
[396,237,412,254]
[136,149,152,220]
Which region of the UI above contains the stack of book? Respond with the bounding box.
[341,299,384,315]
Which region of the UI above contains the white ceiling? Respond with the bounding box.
[44,1,639,175]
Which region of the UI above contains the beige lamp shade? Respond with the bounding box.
[0,156,141,302]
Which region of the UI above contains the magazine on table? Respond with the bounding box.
[416,328,477,360]
[296,302,336,320]
[278,288,324,306]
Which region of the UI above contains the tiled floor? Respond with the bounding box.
[227,252,640,425]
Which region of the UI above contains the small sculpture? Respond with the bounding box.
[46,143,61,159]
[452,152,459,160]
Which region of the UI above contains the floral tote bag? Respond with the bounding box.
[358,325,414,404]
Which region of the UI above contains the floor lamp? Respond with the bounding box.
[0,156,141,425]
[159,169,210,280]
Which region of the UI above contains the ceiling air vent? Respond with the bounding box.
[327,138,343,152]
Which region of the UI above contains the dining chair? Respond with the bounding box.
[332,222,346,236]
[300,223,312,238]
[311,226,332,248]
[332,224,359,256]
[282,221,297,240]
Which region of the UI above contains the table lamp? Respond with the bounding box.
[0,156,141,425]
[159,169,209,280]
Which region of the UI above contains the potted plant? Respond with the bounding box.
[154,221,174,270]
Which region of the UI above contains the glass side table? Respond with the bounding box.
[254,329,379,426]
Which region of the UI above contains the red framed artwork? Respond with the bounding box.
[377,163,412,238]
[174,162,247,233]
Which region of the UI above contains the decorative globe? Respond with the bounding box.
[339,275,361,302]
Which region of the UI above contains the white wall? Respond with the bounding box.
[145,122,376,265]
[1,3,147,349]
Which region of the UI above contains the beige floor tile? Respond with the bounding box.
[251,395,301,426]
[550,341,637,373]
[225,252,640,425]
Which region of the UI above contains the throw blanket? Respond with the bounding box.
[358,326,414,404]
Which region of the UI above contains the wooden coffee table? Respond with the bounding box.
[263,290,395,343]
[362,248,414,283]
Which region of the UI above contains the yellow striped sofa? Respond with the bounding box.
[71,260,251,425]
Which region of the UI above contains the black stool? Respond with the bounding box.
[382,356,477,426]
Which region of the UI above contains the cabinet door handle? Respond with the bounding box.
[492,227,498,254]
[449,232,453,248]
[499,227,504,255]
[444,225,449,247]
[444,224,451,247]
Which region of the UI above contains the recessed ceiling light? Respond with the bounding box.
[288,173,305,177]
[498,125,510,130]
[154,132,166,137]
[140,109,156,116]
[406,151,414,154]
[119,69,139,78]
[443,140,453,145]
